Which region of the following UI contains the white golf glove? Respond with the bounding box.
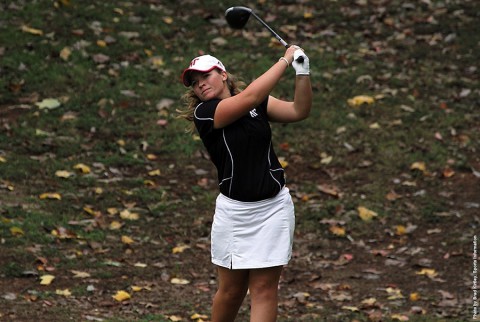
[292,49,310,75]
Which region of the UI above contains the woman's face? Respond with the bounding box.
[190,69,230,101]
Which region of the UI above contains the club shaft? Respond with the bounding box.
[250,12,288,47]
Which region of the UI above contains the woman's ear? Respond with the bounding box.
[221,71,228,82]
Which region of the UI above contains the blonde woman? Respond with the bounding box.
[180,45,312,321]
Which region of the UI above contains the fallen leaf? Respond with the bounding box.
[341,305,359,312]
[120,209,139,220]
[410,161,426,173]
[409,292,420,301]
[172,244,191,254]
[109,221,123,230]
[121,235,134,244]
[329,225,346,237]
[55,289,71,297]
[134,262,147,268]
[73,163,91,174]
[390,313,409,321]
[347,95,375,107]
[385,287,404,300]
[169,316,182,322]
[21,25,44,36]
[39,193,62,200]
[35,98,61,110]
[148,169,161,176]
[357,206,378,221]
[112,290,131,302]
[60,47,71,61]
[416,268,437,278]
[10,227,25,236]
[171,278,190,285]
[55,170,75,178]
[442,167,455,178]
[71,270,91,278]
[395,225,407,235]
[191,313,209,320]
[40,275,55,285]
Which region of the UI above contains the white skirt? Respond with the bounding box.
[211,187,295,269]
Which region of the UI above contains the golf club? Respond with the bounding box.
[225,6,304,63]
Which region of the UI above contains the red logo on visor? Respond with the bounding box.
[190,58,200,67]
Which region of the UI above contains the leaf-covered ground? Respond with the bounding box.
[0,0,479,321]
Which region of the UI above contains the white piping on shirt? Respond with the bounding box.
[268,141,283,190]
[222,129,234,196]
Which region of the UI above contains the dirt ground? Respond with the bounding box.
[0,154,477,321]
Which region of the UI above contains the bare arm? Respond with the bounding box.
[267,74,312,123]
[213,47,298,129]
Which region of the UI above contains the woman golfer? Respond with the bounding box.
[180,45,312,321]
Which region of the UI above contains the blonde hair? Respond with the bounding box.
[177,71,246,133]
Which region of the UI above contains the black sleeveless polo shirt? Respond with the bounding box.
[194,97,285,202]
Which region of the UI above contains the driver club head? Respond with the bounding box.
[225,6,252,29]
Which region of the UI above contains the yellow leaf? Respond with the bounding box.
[171,278,190,285]
[55,289,71,297]
[40,275,55,285]
[303,12,314,19]
[416,268,437,277]
[385,287,404,300]
[96,40,107,47]
[39,192,62,200]
[10,226,25,236]
[59,47,71,61]
[390,314,409,321]
[191,313,209,320]
[21,25,44,36]
[71,270,91,278]
[121,235,134,244]
[73,163,91,174]
[320,154,333,164]
[369,122,381,129]
[134,262,147,268]
[172,244,190,254]
[0,156,6,162]
[347,95,375,107]
[278,157,288,168]
[131,286,143,292]
[410,161,426,173]
[120,209,139,220]
[146,153,157,160]
[107,207,119,215]
[83,206,100,216]
[144,179,156,186]
[357,206,377,221]
[163,17,173,24]
[341,305,359,312]
[112,290,131,302]
[395,225,406,235]
[148,169,161,176]
[55,170,74,178]
[409,292,420,301]
[329,225,346,237]
[150,56,165,67]
[94,187,103,194]
[35,98,61,110]
[109,221,123,230]
[361,297,377,306]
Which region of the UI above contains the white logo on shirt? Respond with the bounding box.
[249,109,258,118]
